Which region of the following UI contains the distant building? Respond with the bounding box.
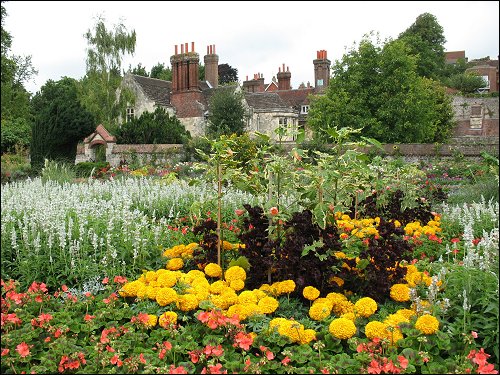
[118,43,331,141]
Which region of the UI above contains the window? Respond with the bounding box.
[316,79,324,86]
[301,105,309,114]
[470,105,483,129]
[279,117,288,126]
[126,107,135,122]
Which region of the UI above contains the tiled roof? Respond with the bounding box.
[277,88,315,109]
[131,75,172,107]
[244,92,291,110]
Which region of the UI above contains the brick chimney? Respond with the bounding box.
[313,49,331,93]
[277,63,291,90]
[170,42,204,119]
[243,73,265,92]
[171,41,200,92]
[204,44,219,88]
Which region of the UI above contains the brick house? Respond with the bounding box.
[118,42,330,141]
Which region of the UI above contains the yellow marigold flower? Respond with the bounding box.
[159,311,178,328]
[386,326,404,346]
[176,294,199,311]
[298,329,317,344]
[221,240,233,250]
[365,321,388,340]
[155,287,178,306]
[393,220,401,228]
[166,257,184,271]
[313,298,334,309]
[185,269,205,281]
[119,280,143,297]
[329,318,357,339]
[221,290,238,306]
[384,313,410,328]
[146,314,158,328]
[326,292,347,305]
[224,266,246,282]
[405,271,423,287]
[309,303,331,321]
[396,309,415,320]
[354,297,378,318]
[390,284,411,302]
[333,300,355,316]
[422,273,432,287]
[258,296,279,314]
[405,264,418,274]
[145,271,158,283]
[259,283,272,293]
[157,271,178,288]
[303,286,321,301]
[415,314,439,335]
[204,263,222,278]
[340,233,349,240]
[136,284,147,299]
[210,280,228,294]
[145,286,159,300]
[341,312,356,322]
[278,280,296,294]
[238,290,258,305]
[230,279,245,291]
[191,277,210,290]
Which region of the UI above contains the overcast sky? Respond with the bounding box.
[4,1,499,94]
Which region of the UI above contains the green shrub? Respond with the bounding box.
[75,161,110,178]
[1,117,32,153]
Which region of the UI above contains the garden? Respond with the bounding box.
[1,131,499,374]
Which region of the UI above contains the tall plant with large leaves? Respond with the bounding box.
[79,15,136,131]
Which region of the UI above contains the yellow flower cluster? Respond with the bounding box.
[390,284,411,302]
[309,301,332,321]
[404,265,433,288]
[265,280,296,296]
[145,314,158,328]
[219,240,245,251]
[269,317,316,344]
[258,296,279,314]
[159,311,178,328]
[176,294,199,311]
[354,297,378,318]
[403,215,442,237]
[224,266,247,283]
[415,314,439,335]
[303,286,320,301]
[204,263,222,278]
[336,214,380,239]
[326,292,355,316]
[163,243,198,259]
[166,258,184,271]
[156,287,178,306]
[329,317,357,339]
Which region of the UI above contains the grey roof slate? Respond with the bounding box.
[131,74,172,107]
[244,92,291,110]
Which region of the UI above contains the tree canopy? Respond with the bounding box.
[1,1,37,153]
[150,63,172,81]
[78,15,136,130]
[397,12,446,80]
[307,33,454,144]
[114,107,190,144]
[206,88,246,138]
[218,63,238,85]
[30,77,95,170]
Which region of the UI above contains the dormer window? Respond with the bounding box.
[301,105,309,114]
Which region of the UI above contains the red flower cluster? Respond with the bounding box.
[58,352,86,373]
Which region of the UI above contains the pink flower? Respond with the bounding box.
[16,342,31,358]
[169,365,188,374]
[84,314,95,322]
[281,356,291,366]
[398,355,409,370]
[269,207,279,216]
[477,363,498,374]
[233,331,253,351]
[235,209,245,216]
[471,331,478,339]
[102,277,109,284]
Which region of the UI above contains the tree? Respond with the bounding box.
[397,12,446,79]
[446,72,489,94]
[206,88,246,138]
[150,63,172,81]
[1,1,37,153]
[79,15,136,130]
[307,34,454,144]
[218,63,238,85]
[114,107,190,144]
[129,62,148,77]
[30,77,95,170]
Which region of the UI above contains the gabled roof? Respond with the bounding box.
[130,74,172,107]
[84,124,116,143]
[265,81,279,92]
[244,92,292,111]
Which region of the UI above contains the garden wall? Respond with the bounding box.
[76,137,499,167]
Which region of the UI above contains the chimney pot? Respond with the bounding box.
[246,75,248,81]
[181,44,184,54]
[185,42,188,53]
[213,45,216,54]
[175,45,178,54]
[287,66,289,72]
[192,42,195,52]
[207,45,209,55]
[282,63,285,71]
[279,67,281,73]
